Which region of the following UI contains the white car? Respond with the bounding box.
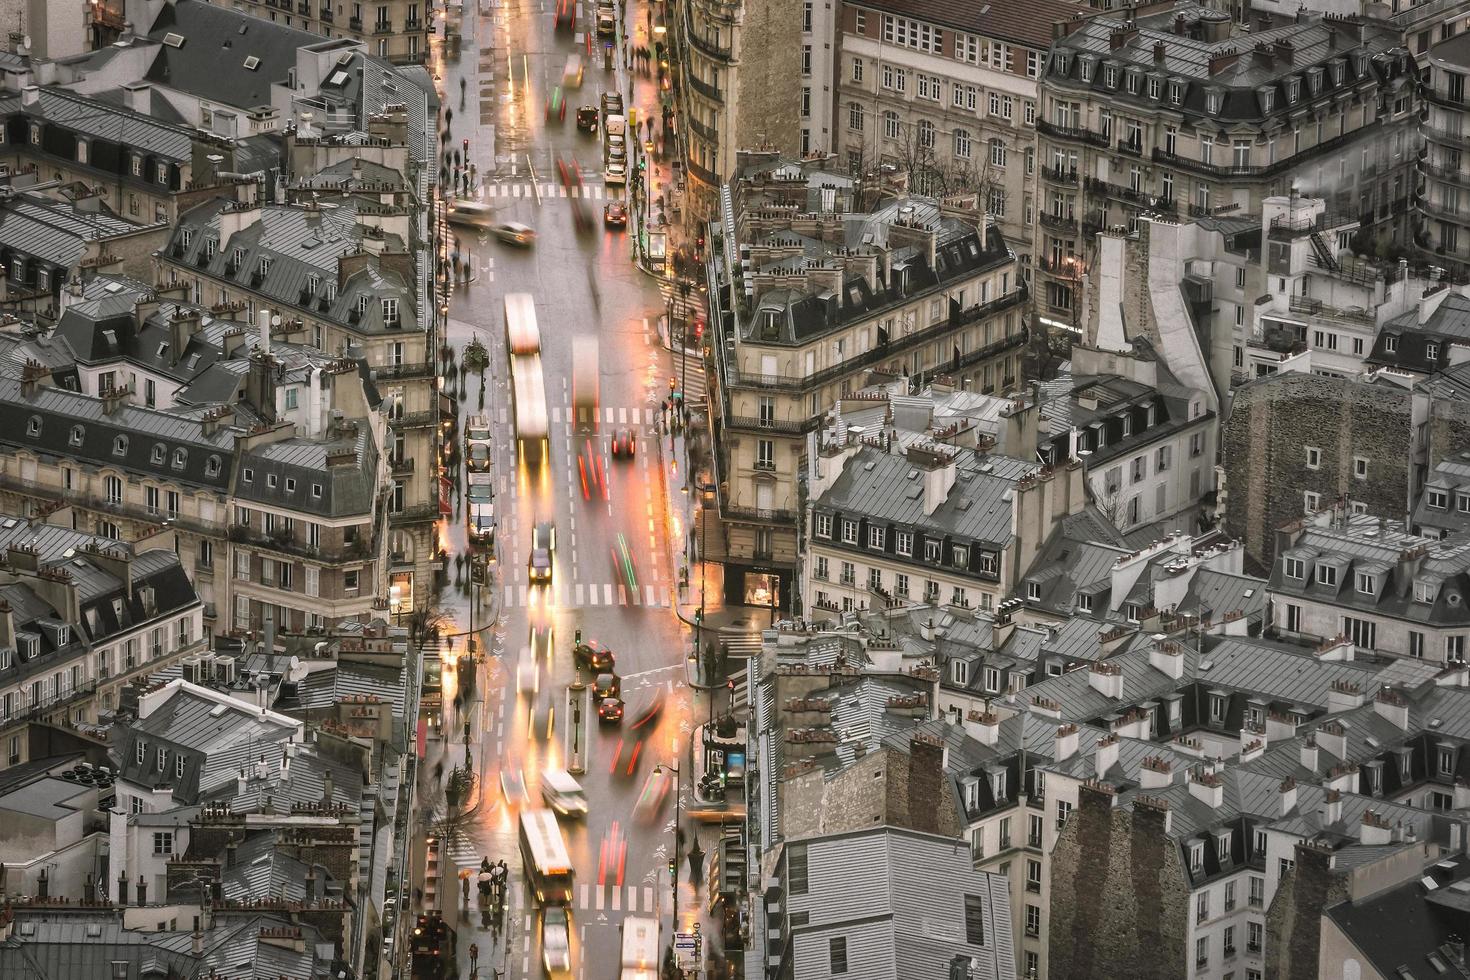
[542,906,572,976]
[516,649,538,698]
[491,221,537,246]
[604,160,627,186]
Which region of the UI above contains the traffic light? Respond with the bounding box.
[694,320,705,341]
[462,138,469,155]
[575,628,583,645]
[668,858,677,879]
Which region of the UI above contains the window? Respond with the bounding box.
[917,73,939,100]
[1224,880,1236,912]
[105,475,123,505]
[918,119,936,150]
[953,545,969,568]
[1249,875,1265,907]
[990,139,1007,167]
[114,435,128,456]
[1449,635,1466,664]
[153,831,173,855]
[954,129,972,159]
[1196,937,1209,968]
[1056,799,1073,829]
[839,561,855,586]
[789,846,808,894]
[816,514,832,538]
[1317,564,1338,587]
[964,894,986,944]
[829,937,847,974]
[344,569,359,592]
[1027,581,1041,601]
[895,531,913,556]
[1429,488,1450,509]
[1355,572,1376,595]
[1024,903,1040,937]
[868,526,885,550]
[848,102,864,131]
[1025,859,1041,893]
[1428,342,1441,361]
[883,111,899,140]
[852,58,863,83]
[1247,921,1263,953]
[757,439,775,471]
[1410,630,1426,659]
[1197,891,1210,923]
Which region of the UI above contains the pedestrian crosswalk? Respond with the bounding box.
[481,181,621,200]
[574,882,667,915]
[659,278,705,324]
[550,405,658,426]
[673,358,707,405]
[440,826,486,873]
[505,582,678,608]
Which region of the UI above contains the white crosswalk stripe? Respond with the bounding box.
[554,405,653,425]
[484,181,607,200]
[501,583,673,608]
[575,883,661,914]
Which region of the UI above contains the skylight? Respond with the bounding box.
[162,32,185,48]
[243,56,260,71]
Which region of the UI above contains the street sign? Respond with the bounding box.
[674,932,701,969]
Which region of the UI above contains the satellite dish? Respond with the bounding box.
[270,313,281,327]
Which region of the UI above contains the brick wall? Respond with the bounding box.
[1265,840,1349,980]
[1049,784,1189,980]
[732,0,804,160]
[1223,374,1411,572]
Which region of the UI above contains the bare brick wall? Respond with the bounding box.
[1223,374,1411,572]
[1049,785,1189,980]
[1266,841,1349,980]
[732,0,803,158]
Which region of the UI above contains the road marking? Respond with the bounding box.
[618,583,627,605]
[595,887,605,910]
[604,583,613,605]
[646,585,656,606]
[579,883,590,908]
[611,887,621,911]
[574,582,584,606]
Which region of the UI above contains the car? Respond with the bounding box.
[592,672,621,702]
[603,201,627,228]
[467,442,493,473]
[529,521,555,583]
[530,623,553,661]
[547,86,567,121]
[516,651,538,698]
[499,766,527,807]
[467,497,496,544]
[491,221,536,246]
[604,159,627,185]
[576,106,599,132]
[600,91,623,120]
[610,427,635,458]
[632,768,672,823]
[467,473,494,505]
[562,55,584,89]
[595,0,615,35]
[554,0,575,29]
[529,694,555,742]
[542,906,572,976]
[573,640,615,673]
[597,697,624,723]
[541,768,589,817]
[447,200,495,228]
[465,414,492,446]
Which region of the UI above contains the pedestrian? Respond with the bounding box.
[469,942,479,970]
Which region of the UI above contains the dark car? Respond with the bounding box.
[573,640,616,673]
[603,201,627,228]
[597,697,624,724]
[610,426,635,458]
[576,106,599,132]
[593,672,620,702]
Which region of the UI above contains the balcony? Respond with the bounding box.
[391,503,441,524]
[725,415,821,434]
[1116,139,1144,158]
[688,115,719,143]
[1039,212,1078,234]
[1037,119,1109,149]
[1083,176,1177,214]
[377,360,435,381]
[388,410,437,429]
[405,17,422,30]
[685,2,733,60]
[297,1,310,13]
[1418,195,1470,227]
[723,503,800,525]
[1422,160,1469,181]
[228,524,374,564]
[391,456,416,476]
[349,15,363,29]
[1040,166,1078,185]
[687,155,722,188]
[1288,294,1374,325]
[320,6,333,19]
[752,459,777,472]
[688,73,725,105]
[722,287,1024,392]
[374,20,393,33]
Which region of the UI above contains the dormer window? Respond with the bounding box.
[1287,78,1300,102]
[1169,82,1184,106]
[1148,76,1161,99]
[26,416,40,437]
[1026,581,1041,601]
[1076,592,1093,613]
[258,257,271,277]
[1429,488,1449,509]
[243,468,254,484]
[1206,91,1221,114]
[953,545,969,568]
[1284,557,1305,579]
[1308,68,1323,93]
[868,526,885,549]
[1428,342,1441,361]
[841,520,858,545]
[113,435,128,456]
[135,741,146,765]
[231,247,244,268]
[150,444,165,464]
[1054,53,1070,75]
[205,455,222,478]
[172,449,187,469]
[1332,62,1344,85]
[1356,572,1376,595]
[990,769,1007,802]
[1217,831,1232,860]
[69,425,84,447]
[1104,65,1117,88]
[1190,843,1204,872]
[951,659,968,685]
[962,777,981,812]
[1317,565,1338,587]
[204,238,217,259]
[1415,579,1439,603]
[1261,88,1275,113]
[1458,492,1470,513]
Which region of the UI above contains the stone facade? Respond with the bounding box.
[1264,840,1351,980]
[1048,783,1190,980]
[1223,373,1412,573]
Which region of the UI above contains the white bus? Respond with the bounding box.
[619,915,659,980]
[519,808,574,906]
[571,336,599,432]
[504,291,542,357]
[510,357,549,465]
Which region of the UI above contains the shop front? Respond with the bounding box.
[721,564,792,616]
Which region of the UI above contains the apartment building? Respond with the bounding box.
[1033,4,1420,331]
[835,0,1086,271]
[1417,33,1470,278]
[669,0,806,223]
[705,153,1028,612]
[130,0,431,64]
[0,516,203,773]
[1265,513,1470,663]
[804,440,1089,619]
[158,191,437,609]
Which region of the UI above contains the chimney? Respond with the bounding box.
[1373,687,1410,730]
[1174,13,1186,34]
[1148,636,1184,679]
[1054,724,1080,761]
[245,347,277,423]
[1094,734,1120,779]
[1087,661,1124,700]
[992,604,1016,649]
[1187,766,1225,808]
[1325,762,1359,794]
[1139,755,1173,789]
[192,923,204,956]
[170,311,201,365]
[1359,809,1392,845]
[1280,776,1298,815]
[1273,38,1295,65]
[118,870,129,906]
[20,84,38,107]
[1420,284,1452,326]
[136,875,147,906]
[1320,788,1344,825]
[121,81,151,115]
[1316,722,1348,761]
[102,384,131,415]
[1300,736,1319,772]
[1153,41,1167,63]
[322,769,334,807]
[36,866,48,900]
[909,446,958,516]
[226,838,238,868]
[1327,680,1363,713]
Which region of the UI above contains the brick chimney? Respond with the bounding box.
[1148,636,1184,679]
[1088,661,1124,699]
[1299,735,1319,772]
[1327,679,1363,713]
[1094,733,1120,779]
[1280,776,1298,815]
[1324,762,1359,794]
[1054,723,1079,761]
[1139,755,1173,789]
[1315,721,1348,761]
[1187,766,1224,808]
[1359,809,1392,845]
[1373,687,1409,730]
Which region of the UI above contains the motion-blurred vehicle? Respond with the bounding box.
[597,697,624,724]
[603,201,627,227]
[632,768,672,823]
[409,911,454,978]
[542,906,572,976]
[576,106,599,132]
[573,639,615,673]
[447,200,495,228]
[529,521,555,583]
[529,693,555,742]
[466,441,493,473]
[541,768,589,818]
[610,427,635,457]
[499,766,527,807]
[516,650,538,698]
[491,221,536,246]
[547,86,567,122]
[531,623,554,660]
[592,672,620,702]
[554,0,575,30]
[562,55,584,88]
[595,0,616,35]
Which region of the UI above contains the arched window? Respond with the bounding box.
[917,118,936,150]
[113,435,128,456]
[848,102,864,131]
[883,110,899,141]
[954,128,972,159]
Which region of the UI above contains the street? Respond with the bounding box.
[413,0,707,978]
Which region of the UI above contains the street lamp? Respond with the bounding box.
[654,746,683,969]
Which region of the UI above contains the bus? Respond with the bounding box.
[619,915,659,980]
[571,336,599,432]
[519,809,574,906]
[505,292,542,357]
[510,357,549,465]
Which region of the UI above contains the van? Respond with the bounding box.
[447,200,495,227]
[541,769,589,817]
[563,55,584,89]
